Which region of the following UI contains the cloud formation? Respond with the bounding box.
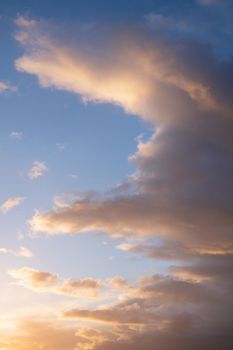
[13,16,233,350]
[15,18,233,247]
[62,269,233,349]
[6,264,233,349]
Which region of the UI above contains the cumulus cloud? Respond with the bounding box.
[70,264,233,348]
[8,266,233,349]
[1,317,232,350]
[9,265,231,349]
[14,16,233,350]
[28,161,47,180]
[8,267,128,299]
[15,18,233,248]
[63,271,230,321]
[9,267,59,288]
[0,197,25,214]
[62,270,233,349]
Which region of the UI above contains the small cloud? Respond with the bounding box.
[15,16,37,28]
[9,131,23,140]
[18,246,33,258]
[28,161,47,180]
[0,197,25,214]
[0,81,17,93]
[9,267,58,288]
[0,248,10,254]
[0,246,32,258]
[68,173,79,180]
[56,143,67,151]
[17,231,25,240]
[108,256,115,261]
[116,243,134,251]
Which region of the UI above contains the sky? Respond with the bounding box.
[0,0,233,349]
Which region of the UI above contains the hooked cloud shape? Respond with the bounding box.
[13,16,233,350]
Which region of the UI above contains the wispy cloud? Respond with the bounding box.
[68,173,78,180]
[28,161,47,180]
[9,131,23,140]
[0,197,25,214]
[56,143,67,151]
[0,246,32,258]
[0,81,17,93]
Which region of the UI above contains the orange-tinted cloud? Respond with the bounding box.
[8,267,103,298]
[8,267,131,299]
[0,197,25,214]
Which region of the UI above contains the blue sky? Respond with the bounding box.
[0,1,233,350]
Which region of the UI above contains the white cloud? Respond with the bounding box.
[9,131,23,140]
[68,173,79,180]
[56,143,67,151]
[28,161,47,180]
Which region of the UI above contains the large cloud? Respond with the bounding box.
[14,16,233,350]
[1,318,232,350]
[15,18,233,248]
[62,271,233,349]
[5,267,233,349]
